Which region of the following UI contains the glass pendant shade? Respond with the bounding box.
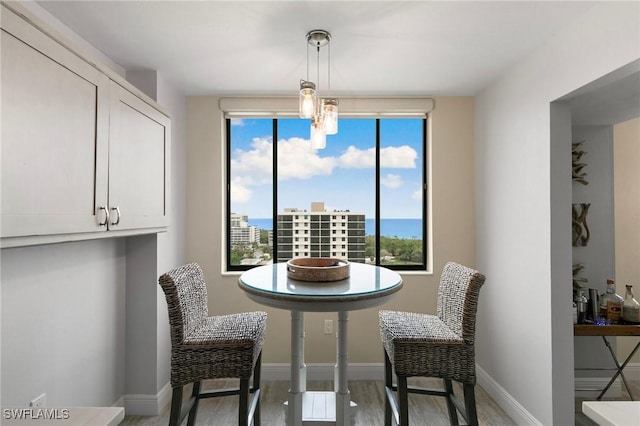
[299,30,337,148]
[299,80,316,119]
[322,98,338,135]
[310,115,326,149]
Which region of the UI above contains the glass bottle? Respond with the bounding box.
[575,289,588,323]
[622,285,640,324]
[599,279,623,324]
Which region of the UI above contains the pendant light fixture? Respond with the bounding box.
[299,29,338,148]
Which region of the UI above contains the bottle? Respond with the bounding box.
[588,288,599,322]
[622,285,640,324]
[575,289,588,324]
[599,279,623,324]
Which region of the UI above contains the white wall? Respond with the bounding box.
[1,239,127,406]
[475,2,639,425]
[0,3,187,413]
[572,126,616,291]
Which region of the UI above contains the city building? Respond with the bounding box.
[276,202,365,263]
[230,213,259,246]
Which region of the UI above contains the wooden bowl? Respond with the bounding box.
[286,257,350,282]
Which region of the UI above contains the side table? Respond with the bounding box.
[574,324,640,400]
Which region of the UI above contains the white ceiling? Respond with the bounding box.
[37,1,600,97]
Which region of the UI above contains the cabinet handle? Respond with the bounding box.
[110,206,121,226]
[98,206,109,227]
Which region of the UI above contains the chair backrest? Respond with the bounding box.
[436,261,486,345]
[158,263,209,346]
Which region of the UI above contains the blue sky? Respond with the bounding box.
[230,117,424,219]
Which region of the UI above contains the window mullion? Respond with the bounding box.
[375,119,381,267]
[272,118,278,264]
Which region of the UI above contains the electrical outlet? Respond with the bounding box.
[324,319,333,335]
[30,393,46,408]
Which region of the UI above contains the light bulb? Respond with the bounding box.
[311,115,326,149]
[299,80,316,119]
[322,98,338,135]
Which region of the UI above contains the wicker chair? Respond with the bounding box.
[379,261,486,426]
[158,263,267,426]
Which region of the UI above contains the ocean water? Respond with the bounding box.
[247,218,422,239]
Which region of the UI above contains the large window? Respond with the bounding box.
[226,116,428,271]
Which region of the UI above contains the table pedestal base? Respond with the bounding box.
[285,393,357,425]
[286,310,356,426]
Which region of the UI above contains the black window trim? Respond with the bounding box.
[226,116,428,272]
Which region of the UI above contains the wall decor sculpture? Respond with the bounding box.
[573,263,588,289]
[572,141,588,185]
[572,203,591,246]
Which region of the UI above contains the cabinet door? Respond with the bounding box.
[1,8,110,238]
[108,81,170,231]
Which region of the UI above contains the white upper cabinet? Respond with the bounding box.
[107,81,170,231]
[1,5,170,247]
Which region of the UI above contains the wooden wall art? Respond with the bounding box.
[572,203,591,247]
[572,141,588,185]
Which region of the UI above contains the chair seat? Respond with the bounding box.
[183,312,267,346]
[380,310,463,343]
[172,312,266,386]
[380,310,475,382]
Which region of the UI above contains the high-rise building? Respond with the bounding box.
[276,202,365,263]
[230,213,259,246]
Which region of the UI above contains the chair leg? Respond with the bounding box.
[239,377,250,426]
[168,386,183,426]
[253,351,262,425]
[383,351,393,426]
[398,375,409,426]
[186,381,202,426]
[443,379,459,426]
[463,383,478,426]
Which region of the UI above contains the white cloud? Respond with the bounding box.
[338,146,376,168]
[380,145,417,168]
[412,186,422,200]
[231,137,418,207]
[230,179,252,203]
[230,137,339,204]
[230,118,246,126]
[277,137,337,180]
[381,173,403,189]
[230,137,273,186]
[337,145,417,169]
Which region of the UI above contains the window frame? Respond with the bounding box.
[223,98,433,273]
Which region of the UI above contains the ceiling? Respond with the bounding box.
[35,1,639,125]
[37,1,600,97]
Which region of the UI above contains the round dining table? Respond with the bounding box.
[238,261,403,426]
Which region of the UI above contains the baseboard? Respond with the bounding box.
[123,382,171,416]
[476,364,542,425]
[112,395,124,408]
[574,377,622,398]
[574,362,640,398]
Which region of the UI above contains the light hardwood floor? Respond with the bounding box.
[121,377,640,425]
[122,378,515,425]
